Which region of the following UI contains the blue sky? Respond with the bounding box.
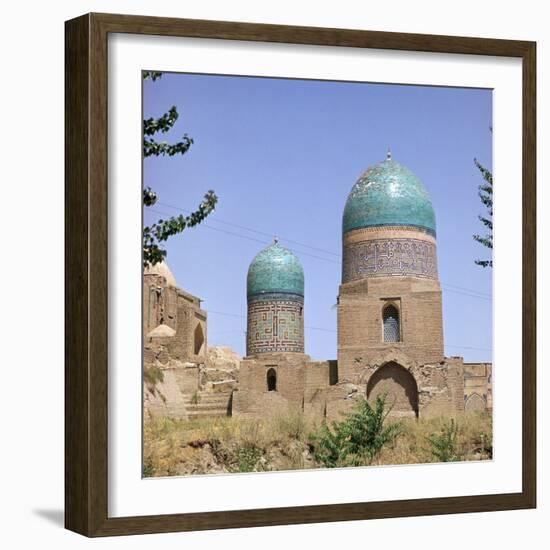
[143,73,493,362]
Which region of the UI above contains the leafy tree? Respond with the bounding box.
[473,157,493,268]
[427,418,461,462]
[311,394,401,467]
[142,71,218,268]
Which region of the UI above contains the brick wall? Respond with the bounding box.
[143,273,208,365]
[337,275,444,382]
[464,362,492,412]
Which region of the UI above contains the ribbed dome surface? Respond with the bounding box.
[247,241,304,299]
[343,157,436,235]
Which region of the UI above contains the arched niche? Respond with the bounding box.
[367,361,418,417]
[465,393,486,412]
[194,323,205,355]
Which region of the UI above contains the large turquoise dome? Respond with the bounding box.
[247,240,304,300]
[343,155,436,235]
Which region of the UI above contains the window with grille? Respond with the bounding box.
[383,305,400,342]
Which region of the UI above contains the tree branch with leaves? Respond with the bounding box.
[142,71,218,268]
[473,157,493,268]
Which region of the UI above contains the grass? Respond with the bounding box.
[143,366,165,402]
[374,412,493,465]
[143,409,492,477]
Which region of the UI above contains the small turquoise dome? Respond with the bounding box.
[247,240,304,300]
[343,154,436,235]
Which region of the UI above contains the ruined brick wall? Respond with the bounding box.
[232,389,291,419]
[165,295,207,365]
[366,361,419,416]
[323,354,466,421]
[325,383,359,421]
[143,273,207,365]
[233,353,311,417]
[143,274,178,336]
[143,362,200,420]
[303,362,332,418]
[464,363,492,412]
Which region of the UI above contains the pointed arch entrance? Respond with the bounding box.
[367,362,419,417]
[465,393,486,412]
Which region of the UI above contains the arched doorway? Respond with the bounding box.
[366,362,418,417]
[465,393,486,412]
[266,368,277,392]
[194,323,205,355]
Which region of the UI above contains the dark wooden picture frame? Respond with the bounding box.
[65,12,536,537]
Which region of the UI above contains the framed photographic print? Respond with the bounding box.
[65,13,536,537]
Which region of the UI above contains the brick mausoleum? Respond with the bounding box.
[143,153,492,421]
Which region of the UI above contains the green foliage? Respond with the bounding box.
[142,71,218,268]
[143,190,218,267]
[473,156,493,268]
[477,431,492,458]
[142,71,163,81]
[144,134,194,158]
[143,186,157,207]
[311,395,402,468]
[470,430,493,460]
[142,460,155,477]
[143,106,179,136]
[143,365,164,385]
[427,418,461,462]
[230,444,263,473]
[143,366,165,402]
[190,391,201,405]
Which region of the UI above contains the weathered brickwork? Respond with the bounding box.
[143,268,208,365]
[337,275,445,382]
[464,363,492,412]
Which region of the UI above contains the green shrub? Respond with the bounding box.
[144,366,164,387]
[427,418,461,462]
[142,460,155,477]
[310,394,402,468]
[190,390,201,405]
[143,366,165,399]
[477,431,492,458]
[231,443,263,473]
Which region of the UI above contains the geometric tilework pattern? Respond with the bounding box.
[247,298,304,355]
[343,237,438,282]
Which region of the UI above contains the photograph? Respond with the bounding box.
[141,70,494,477]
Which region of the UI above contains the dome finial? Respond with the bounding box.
[273,236,279,245]
[386,148,392,161]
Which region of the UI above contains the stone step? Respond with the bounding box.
[185,402,229,411]
[183,393,231,404]
[183,398,230,407]
[182,391,232,418]
[186,408,229,419]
